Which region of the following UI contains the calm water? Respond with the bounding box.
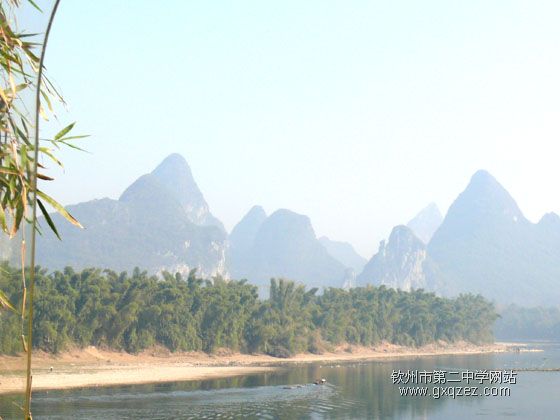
[1,343,559,419]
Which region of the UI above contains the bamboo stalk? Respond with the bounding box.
[23,2,62,418]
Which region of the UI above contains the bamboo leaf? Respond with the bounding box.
[56,135,89,141]
[37,198,61,240]
[37,173,54,181]
[12,201,24,237]
[58,141,87,152]
[27,0,44,12]
[8,72,17,95]
[39,105,48,120]
[54,122,75,141]
[0,289,17,313]
[15,125,32,145]
[37,190,83,229]
[0,206,7,233]
[0,167,20,176]
[14,83,28,93]
[41,89,53,112]
[39,147,63,167]
[0,87,9,106]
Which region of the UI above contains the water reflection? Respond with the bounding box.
[1,343,559,419]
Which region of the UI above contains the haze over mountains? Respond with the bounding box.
[406,203,443,244]
[30,154,353,288]
[33,154,229,276]
[229,208,347,288]
[11,154,559,306]
[356,225,443,292]
[428,170,560,305]
[359,170,560,306]
[318,237,367,274]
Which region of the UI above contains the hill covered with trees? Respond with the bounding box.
[0,264,497,356]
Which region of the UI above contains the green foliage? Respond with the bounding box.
[0,0,85,239]
[245,279,317,357]
[0,265,498,355]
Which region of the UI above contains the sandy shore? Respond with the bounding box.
[0,341,521,394]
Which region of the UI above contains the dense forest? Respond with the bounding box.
[494,304,560,341]
[0,264,498,356]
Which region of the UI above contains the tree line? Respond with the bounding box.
[0,264,498,356]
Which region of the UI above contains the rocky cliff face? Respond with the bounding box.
[121,153,225,231]
[20,162,560,305]
[341,267,357,290]
[356,225,441,291]
[357,170,560,305]
[34,154,228,278]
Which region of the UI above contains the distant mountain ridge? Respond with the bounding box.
[358,170,560,306]
[230,208,348,288]
[33,154,228,277]
[8,155,559,305]
[427,170,560,305]
[121,153,225,230]
[27,156,353,289]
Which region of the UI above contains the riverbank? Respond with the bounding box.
[0,341,523,394]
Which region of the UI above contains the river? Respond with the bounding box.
[1,342,559,419]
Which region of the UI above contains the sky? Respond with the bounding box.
[27,0,560,257]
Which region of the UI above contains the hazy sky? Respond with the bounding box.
[35,0,560,257]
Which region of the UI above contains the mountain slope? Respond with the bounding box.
[230,206,267,254]
[318,236,367,273]
[34,154,228,276]
[229,205,267,276]
[120,153,225,230]
[407,202,443,244]
[356,225,442,291]
[232,209,347,288]
[428,170,560,305]
[357,170,560,305]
